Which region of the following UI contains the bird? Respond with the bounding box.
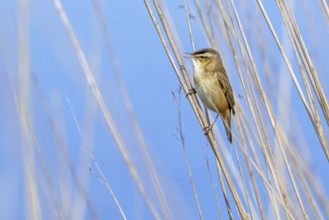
[186,48,235,143]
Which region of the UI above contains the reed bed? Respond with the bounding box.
[1,0,328,219]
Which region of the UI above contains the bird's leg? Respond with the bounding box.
[204,114,219,135]
[186,88,196,98]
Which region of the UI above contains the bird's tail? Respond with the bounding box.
[223,110,232,143]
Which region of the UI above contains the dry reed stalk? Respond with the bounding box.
[204,0,216,43]
[92,1,171,218]
[17,0,41,218]
[278,20,329,210]
[145,0,248,218]
[256,0,326,164]
[238,110,282,218]
[32,130,64,220]
[278,104,329,219]
[256,1,329,218]
[232,140,255,219]
[193,0,217,48]
[52,0,161,219]
[204,111,236,219]
[210,1,229,40]
[235,116,266,220]
[247,160,294,218]
[246,75,291,218]
[277,0,329,158]
[235,136,295,219]
[280,114,329,219]
[298,156,329,218]
[210,111,263,218]
[210,120,253,211]
[319,0,329,31]
[66,98,127,220]
[274,1,317,116]
[282,134,324,220]
[32,72,98,219]
[4,47,64,219]
[183,0,195,52]
[37,174,62,219]
[236,95,285,218]
[172,88,204,220]
[234,16,288,220]
[203,145,223,219]
[228,0,309,218]
[214,1,289,217]
[241,4,304,217]
[245,72,287,209]
[216,161,234,220]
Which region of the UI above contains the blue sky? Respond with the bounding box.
[0,0,329,219]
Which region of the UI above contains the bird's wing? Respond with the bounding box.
[217,71,236,115]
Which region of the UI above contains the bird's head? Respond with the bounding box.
[185,48,222,71]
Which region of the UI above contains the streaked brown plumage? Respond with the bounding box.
[188,48,235,143]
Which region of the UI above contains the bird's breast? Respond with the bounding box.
[194,70,228,114]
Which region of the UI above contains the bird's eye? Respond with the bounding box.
[200,56,205,59]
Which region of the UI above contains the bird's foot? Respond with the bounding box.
[203,125,213,135]
[203,115,219,135]
[186,88,196,98]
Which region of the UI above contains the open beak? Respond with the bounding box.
[183,52,194,59]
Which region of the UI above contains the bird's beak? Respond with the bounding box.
[183,52,193,59]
